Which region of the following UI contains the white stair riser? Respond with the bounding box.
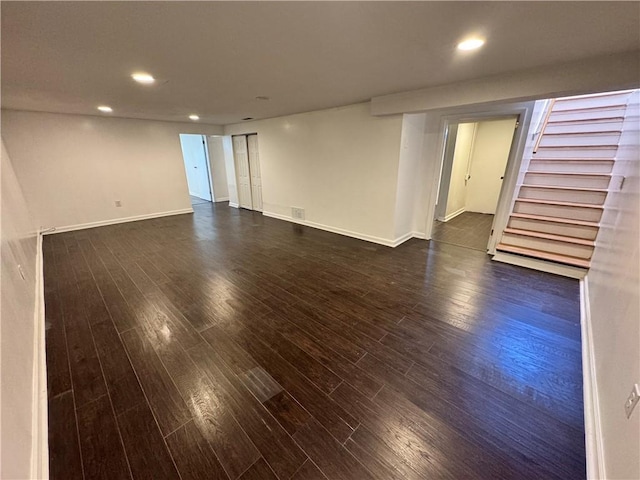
[518,186,607,205]
[514,201,603,222]
[534,147,617,158]
[548,107,627,123]
[523,172,610,189]
[554,93,632,110]
[508,217,599,240]
[495,247,590,270]
[501,233,594,259]
[539,132,620,147]
[528,160,613,174]
[545,119,624,134]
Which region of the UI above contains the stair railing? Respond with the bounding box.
[533,98,556,153]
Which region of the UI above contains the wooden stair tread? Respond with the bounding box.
[510,212,600,227]
[549,103,627,113]
[531,158,614,162]
[536,144,618,149]
[525,172,611,177]
[515,198,604,209]
[548,117,624,124]
[496,244,591,269]
[542,130,622,135]
[503,228,595,246]
[520,184,608,193]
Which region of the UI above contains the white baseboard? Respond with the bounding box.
[214,197,230,203]
[41,208,194,234]
[229,202,239,208]
[580,277,606,480]
[491,251,587,279]
[439,208,466,223]
[262,211,423,248]
[31,231,48,479]
[390,231,415,247]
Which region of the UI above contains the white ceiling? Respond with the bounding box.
[2,2,638,125]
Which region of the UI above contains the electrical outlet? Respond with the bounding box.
[291,207,305,220]
[624,384,640,419]
[115,200,122,207]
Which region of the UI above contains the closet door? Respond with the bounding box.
[247,134,263,212]
[232,135,253,209]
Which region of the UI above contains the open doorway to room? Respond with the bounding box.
[180,134,213,206]
[433,117,518,251]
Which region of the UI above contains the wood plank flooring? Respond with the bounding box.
[44,202,585,479]
[190,195,211,206]
[432,212,494,251]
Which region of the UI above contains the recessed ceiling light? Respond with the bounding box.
[131,72,155,84]
[189,114,200,121]
[457,38,485,51]
[97,105,113,113]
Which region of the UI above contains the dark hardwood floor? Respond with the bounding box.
[432,212,494,251]
[190,195,211,206]
[44,202,585,480]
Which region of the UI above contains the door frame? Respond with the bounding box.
[434,123,458,221]
[201,135,215,201]
[179,133,214,202]
[425,101,536,254]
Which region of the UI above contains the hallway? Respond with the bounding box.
[44,204,585,480]
[431,212,494,251]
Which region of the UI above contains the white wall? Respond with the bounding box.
[1,110,223,231]
[225,103,403,243]
[393,113,426,239]
[1,140,39,479]
[465,118,517,214]
[207,136,230,202]
[587,91,639,480]
[444,122,476,219]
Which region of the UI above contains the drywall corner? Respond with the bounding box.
[30,231,48,479]
[580,276,606,480]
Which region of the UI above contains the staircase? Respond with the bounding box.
[496,90,636,271]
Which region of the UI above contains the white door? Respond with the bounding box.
[179,134,212,201]
[465,118,517,214]
[247,134,263,212]
[232,135,253,209]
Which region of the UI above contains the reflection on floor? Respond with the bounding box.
[432,211,494,251]
[190,195,210,206]
[43,204,585,480]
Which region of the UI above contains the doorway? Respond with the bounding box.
[180,134,213,206]
[433,117,518,251]
[232,134,263,212]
